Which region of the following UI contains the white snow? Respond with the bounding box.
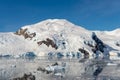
[0,19,119,59]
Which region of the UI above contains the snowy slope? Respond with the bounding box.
[0,19,120,59]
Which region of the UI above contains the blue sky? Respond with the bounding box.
[0,0,120,32]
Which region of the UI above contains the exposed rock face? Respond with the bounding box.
[15,28,28,36]
[12,73,35,80]
[78,48,89,59]
[37,38,58,49]
[92,32,105,55]
[15,28,36,39]
[116,42,120,47]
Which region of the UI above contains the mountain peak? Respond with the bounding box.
[42,19,68,22]
[21,19,78,32]
[34,19,75,27]
[37,19,71,23]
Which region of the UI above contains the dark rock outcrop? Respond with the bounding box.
[91,32,109,59]
[116,42,120,47]
[15,28,28,36]
[92,32,105,53]
[37,38,58,49]
[15,28,36,40]
[78,48,89,59]
[91,32,111,59]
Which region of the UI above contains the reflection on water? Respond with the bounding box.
[81,59,107,80]
[0,56,120,80]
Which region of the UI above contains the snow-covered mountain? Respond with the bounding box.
[0,19,120,59]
